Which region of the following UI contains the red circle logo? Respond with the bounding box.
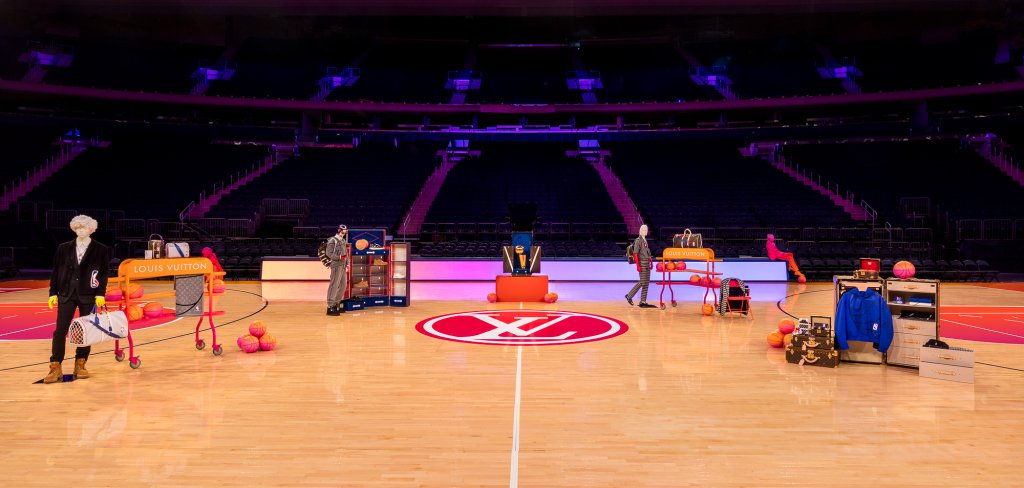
[415,310,628,346]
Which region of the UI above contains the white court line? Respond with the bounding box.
[1,315,17,319]
[957,314,983,318]
[510,344,522,488]
[510,302,524,488]
[1005,319,1024,324]
[34,311,50,314]
[0,322,56,337]
[941,319,1024,340]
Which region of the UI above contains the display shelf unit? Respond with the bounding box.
[885,279,940,368]
[390,242,410,306]
[349,246,390,307]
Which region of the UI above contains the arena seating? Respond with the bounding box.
[607,140,855,230]
[423,143,623,236]
[43,39,216,94]
[0,124,66,185]
[0,35,25,80]
[844,31,1020,92]
[580,43,719,102]
[22,136,269,219]
[471,48,577,104]
[209,143,437,233]
[204,38,342,100]
[782,140,1024,222]
[3,33,1018,103]
[686,38,841,98]
[328,43,466,104]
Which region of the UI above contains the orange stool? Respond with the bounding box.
[724,281,753,318]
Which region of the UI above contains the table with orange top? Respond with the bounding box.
[654,247,723,311]
[107,257,225,369]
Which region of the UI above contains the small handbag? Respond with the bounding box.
[68,306,129,347]
[674,228,703,249]
[165,242,190,258]
[148,234,165,259]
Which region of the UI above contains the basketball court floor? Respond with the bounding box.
[1,280,1022,487]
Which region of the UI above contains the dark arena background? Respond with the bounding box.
[1,1,1023,486]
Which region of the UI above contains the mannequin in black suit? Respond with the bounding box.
[44,215,109,383]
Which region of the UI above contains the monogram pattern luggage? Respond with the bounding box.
[174,274,204,316]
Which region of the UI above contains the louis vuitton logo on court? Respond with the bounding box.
[416,310,628,346]
[463,313,577,340]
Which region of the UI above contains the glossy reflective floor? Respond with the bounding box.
[1,282,1022,487]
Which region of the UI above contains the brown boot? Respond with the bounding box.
[74,358,90,379]
[43,362,62,384]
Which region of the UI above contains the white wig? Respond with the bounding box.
[69,214,98,234]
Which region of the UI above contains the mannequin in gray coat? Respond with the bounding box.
[626,224,657,308]
[326,225,349,315]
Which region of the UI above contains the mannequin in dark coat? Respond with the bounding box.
[44,215,109,383]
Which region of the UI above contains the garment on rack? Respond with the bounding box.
[835,288,894,353]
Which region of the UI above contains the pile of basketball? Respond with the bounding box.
[655,261,687,272]
[237,320,277,353]
[767,319,796,348]
[687,275,722,288]
[105,283,144,302]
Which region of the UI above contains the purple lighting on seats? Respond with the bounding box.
[23,50,74,68]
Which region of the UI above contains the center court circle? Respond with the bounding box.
[415,310,629,346]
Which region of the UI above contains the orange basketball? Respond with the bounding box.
[665,261,676,271]
[486,292,498,303]
[701,304,714,316]
[767,331,785,348]
[783,333,793,346]
[237,334,260,353]
[778,319,796,335]
[551,292,558,301]
[125,304,144,322]
[248,320,267,338]
[258,332,277,351]
[212,278,226,293]
[689,274,700,283]
[105,286,123,302]
[893,260,916,279]
[142,302,163,318]
[675,261,686,271]
[355,239,369,251]
[128,283,144,299]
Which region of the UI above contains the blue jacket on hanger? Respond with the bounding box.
[835,288,894,353]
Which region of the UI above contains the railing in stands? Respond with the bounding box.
[957,218,1021,240]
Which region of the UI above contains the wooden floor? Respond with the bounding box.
[1,282,1022,487]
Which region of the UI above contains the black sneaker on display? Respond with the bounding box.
[326,306,341,316]
[638,302,657,309]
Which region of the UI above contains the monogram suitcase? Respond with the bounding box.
[786,344,839,368]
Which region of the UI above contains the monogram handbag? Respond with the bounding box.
[673,228,703,248]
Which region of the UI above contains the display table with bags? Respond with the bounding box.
[106,257,225,369]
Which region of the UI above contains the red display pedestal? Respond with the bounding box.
[495,274,549,302]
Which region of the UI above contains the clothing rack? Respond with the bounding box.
[833,275,886,365]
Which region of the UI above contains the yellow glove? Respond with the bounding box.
[95,296,106,308]
[47,296,58,310]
